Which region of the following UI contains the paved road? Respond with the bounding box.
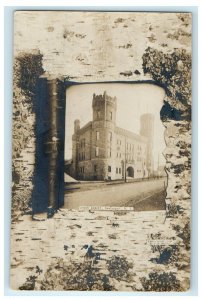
[64,178,167,210]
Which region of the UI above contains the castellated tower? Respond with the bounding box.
[92,91,117,180]
[140,114,154,177]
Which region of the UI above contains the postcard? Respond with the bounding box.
[11,11,191,291]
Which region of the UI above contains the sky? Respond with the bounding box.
[65,83,166,169]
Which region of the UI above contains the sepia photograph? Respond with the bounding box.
[64,83,167,210]
[10,10,192,292]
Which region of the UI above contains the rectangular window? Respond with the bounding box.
[97,110,101,118]
[108,131,112,142]
[95,147,99,157]
[108,166,111,172]
[116,167,118,174]
[96,131,99,140]
[119,168,121,174]
[94,165,97,172]
[108,148,112,157]
[110,111,112,120]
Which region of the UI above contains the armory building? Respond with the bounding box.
[68,91,154,181]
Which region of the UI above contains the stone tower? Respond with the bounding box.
[92,91,117,179]
[140,114,154,177]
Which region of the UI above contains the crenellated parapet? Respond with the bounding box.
[92,91,117,108]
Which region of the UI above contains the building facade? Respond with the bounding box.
[68,91,154,181]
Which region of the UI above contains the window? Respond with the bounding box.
[110,111,112,120]
[108,166,111,172]
[119,168,121,174]
[97,110,101,118]
[117,152,118,157]
[108,131,112,142]
[95,147,99,157]
[94,165,97,172]
[80,139,85,148]
[116,167,118,174]
[96,131,100,140]
[108,148,111,158]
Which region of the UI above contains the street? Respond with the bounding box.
[64,178,167,210]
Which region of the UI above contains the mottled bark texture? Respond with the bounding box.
[12,51,44,220]
[142,46,191,281]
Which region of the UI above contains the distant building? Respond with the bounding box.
[68,91,154,181]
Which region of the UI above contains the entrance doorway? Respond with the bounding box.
[127,166,134,178]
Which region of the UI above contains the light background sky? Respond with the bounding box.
[65,83,166,169]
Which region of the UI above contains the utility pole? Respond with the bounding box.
[125,136,127,182]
